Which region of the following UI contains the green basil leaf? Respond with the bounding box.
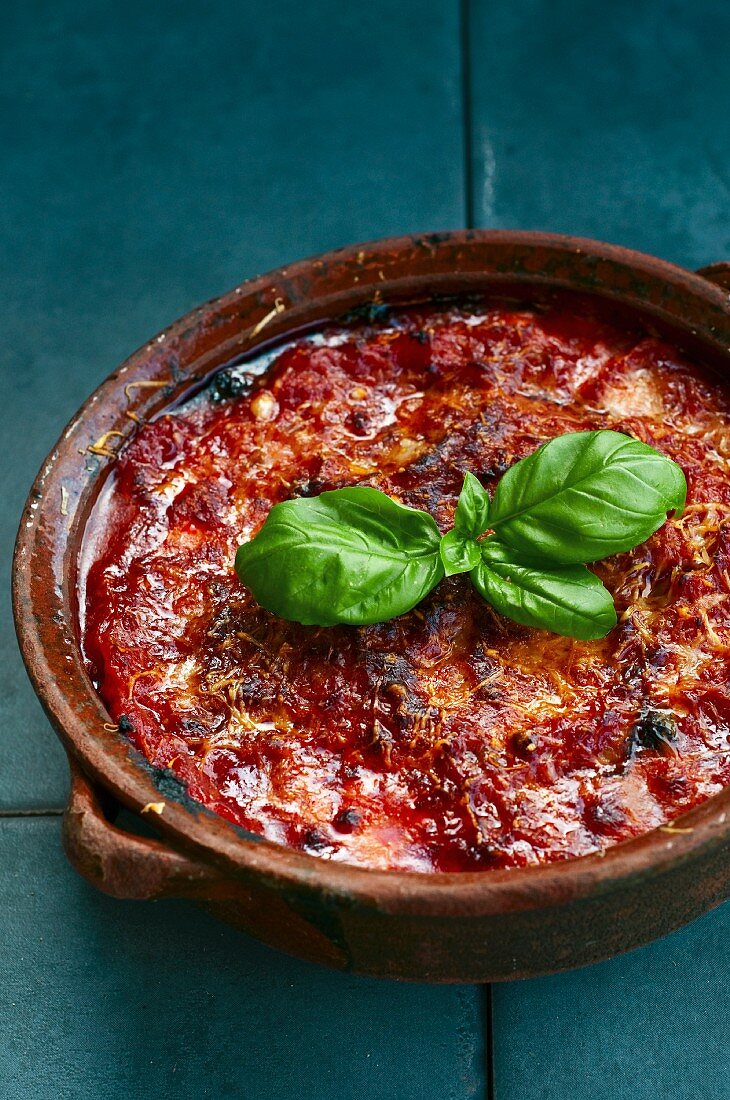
[489,430,686,564]
[439,529,481,576]
[453,471,491,537]
[471,539,617,640]
[235,486,444,626]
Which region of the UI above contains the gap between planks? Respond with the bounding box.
[0,808,64,818]
[482,982,495,1100]
[459,0,475,230]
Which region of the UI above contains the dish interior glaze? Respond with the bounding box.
[80,294,730,872]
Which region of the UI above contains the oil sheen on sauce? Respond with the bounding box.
[81,297,730,872]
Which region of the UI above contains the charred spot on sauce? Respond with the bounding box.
[207,367,254,403]
[345,410,371,436]
[180,717,208,741]
[290,477,326,498]
[80,296,730,873]
[511,731,538,757]
[301,828,331,852]
[628,710,679,757]
[333,808,361,833]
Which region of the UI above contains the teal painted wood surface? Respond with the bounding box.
[467,0,730,268]
[0,819,484,1099]
[4,0,730,1096]
[0,0,464,811]
[491,904,730,1100]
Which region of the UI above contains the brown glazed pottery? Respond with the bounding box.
[13,231,730,983]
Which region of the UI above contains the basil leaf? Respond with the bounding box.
[235,486,444,626]
[453,471,491,537]
[489,430,686,564]
[472,539,617,640]
[439,529,481,577]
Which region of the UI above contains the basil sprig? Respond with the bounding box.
[235,430,686,639]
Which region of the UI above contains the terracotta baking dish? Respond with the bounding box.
[13,231,730,983]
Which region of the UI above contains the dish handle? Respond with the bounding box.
[696,262,730,290]
[62,761,220,900]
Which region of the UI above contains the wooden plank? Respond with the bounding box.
[0,818,485,1099]
[467,0,730,267]
[0,0,465,810]
[491,904,730,1100]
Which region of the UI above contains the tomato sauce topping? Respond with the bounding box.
[81,297,730,872]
